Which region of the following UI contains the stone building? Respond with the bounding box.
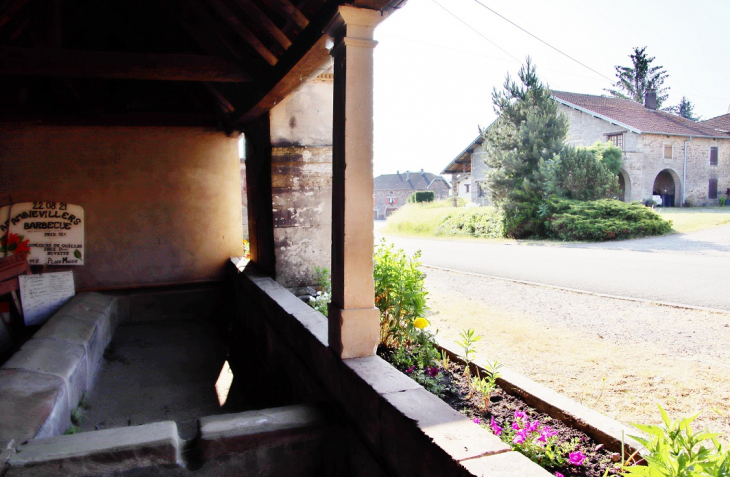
[553,91,730,206]
[373,170,450,219]
[444,93,730,207]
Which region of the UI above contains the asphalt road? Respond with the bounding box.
[376,222,730,312]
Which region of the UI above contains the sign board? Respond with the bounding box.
[19,271,75,326]
[0,205,9,258]
[8,202,84,266]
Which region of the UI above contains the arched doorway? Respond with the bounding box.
[618,168,632,202]
[652,169,681,207]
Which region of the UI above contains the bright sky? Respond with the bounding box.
[372,0,730,178]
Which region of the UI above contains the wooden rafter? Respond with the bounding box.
[258,0,308,30]
[206,0,278,66]
[228,0,292,49]
[159,0,242,61]
[0,0,28,29]
[234,35,329,124]
[0,47,253,82]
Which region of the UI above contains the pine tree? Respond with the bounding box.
[665,96,699,121]
[483,58,568,238]
[605,46,669,108]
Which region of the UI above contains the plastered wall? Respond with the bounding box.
[0,123,243,290]
[269,77,333,289]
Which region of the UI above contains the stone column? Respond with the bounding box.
[327,6,386,359]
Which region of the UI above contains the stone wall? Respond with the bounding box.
[269,76,333,289]
[0,124,243,290]
[559,104,730,205]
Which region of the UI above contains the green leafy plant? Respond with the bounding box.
[374,239,429,348]
[456,328,481,376]
[470,360,502,409]
[309,266,331,316]
[719,197,726,206]
[622,405,730,476]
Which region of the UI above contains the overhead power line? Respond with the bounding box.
[471,0,613,83]
[429,0,521,64]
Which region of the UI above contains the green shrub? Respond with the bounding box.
[544,198,672,241]
[435,207,504,238]
[407,191,435,203]
[373,239,429,347]
[421,197,466,208]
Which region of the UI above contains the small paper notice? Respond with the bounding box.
[19,272,76,326]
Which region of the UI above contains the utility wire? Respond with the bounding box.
[429,0,520,64]
[472,0,613,83]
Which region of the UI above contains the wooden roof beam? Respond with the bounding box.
[206,0,279,66]
[0,47,254,82]
[229,0,293,49]
[258,0,308,30]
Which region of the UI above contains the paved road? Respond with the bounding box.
[376,222,730,312]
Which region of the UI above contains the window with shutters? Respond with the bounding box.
[709,179,718,199]
[710,147,719,166]
[664,144,673,159]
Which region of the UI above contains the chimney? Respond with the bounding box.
[645,90,657,110]
[406,171,410,180]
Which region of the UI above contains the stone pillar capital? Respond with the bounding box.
[327,5,388,45]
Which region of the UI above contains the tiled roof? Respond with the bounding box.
[374,171,449,191]
[701,113,730,133]
[552,91,730,138]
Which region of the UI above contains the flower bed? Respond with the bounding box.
[378,343,620,477]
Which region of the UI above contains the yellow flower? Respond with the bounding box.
[413,318,428,329]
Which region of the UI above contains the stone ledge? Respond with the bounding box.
[199,405,327,459]
[460,450,554,476]
[237,270,553,477]
[0,370,69,442]
[6,421,181,476]
[1,338,88,411]
[437,337,642,456]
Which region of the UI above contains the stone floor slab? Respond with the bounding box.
[460,450,554,476]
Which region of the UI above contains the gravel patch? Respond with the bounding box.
[423,267,730,441]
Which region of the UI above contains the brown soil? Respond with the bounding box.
[423,267,730,445]
[378,346,621,476]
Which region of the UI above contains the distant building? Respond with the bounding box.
[373,170,450,219]
[444,92,730,207]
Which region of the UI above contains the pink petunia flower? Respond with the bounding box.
[490,417,502,436]
[511,421,520,430]
[555,473,564,477]
[569,451,586,466]
[512,432,526,445]
[473,417,480,425]
[526,420,540,432]
[514,410,526,420]
[405,365,415,373]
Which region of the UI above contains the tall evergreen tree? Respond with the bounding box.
[483,58,568,238]
[605,46,669,108]
[665,96,700,121]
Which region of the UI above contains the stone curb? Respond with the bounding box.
[6,421,181,476]
[437,336,643,456]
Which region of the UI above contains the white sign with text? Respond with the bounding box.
[19,271,75,326]
[8,202,84,266]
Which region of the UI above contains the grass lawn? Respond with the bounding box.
[659,207,730,234]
